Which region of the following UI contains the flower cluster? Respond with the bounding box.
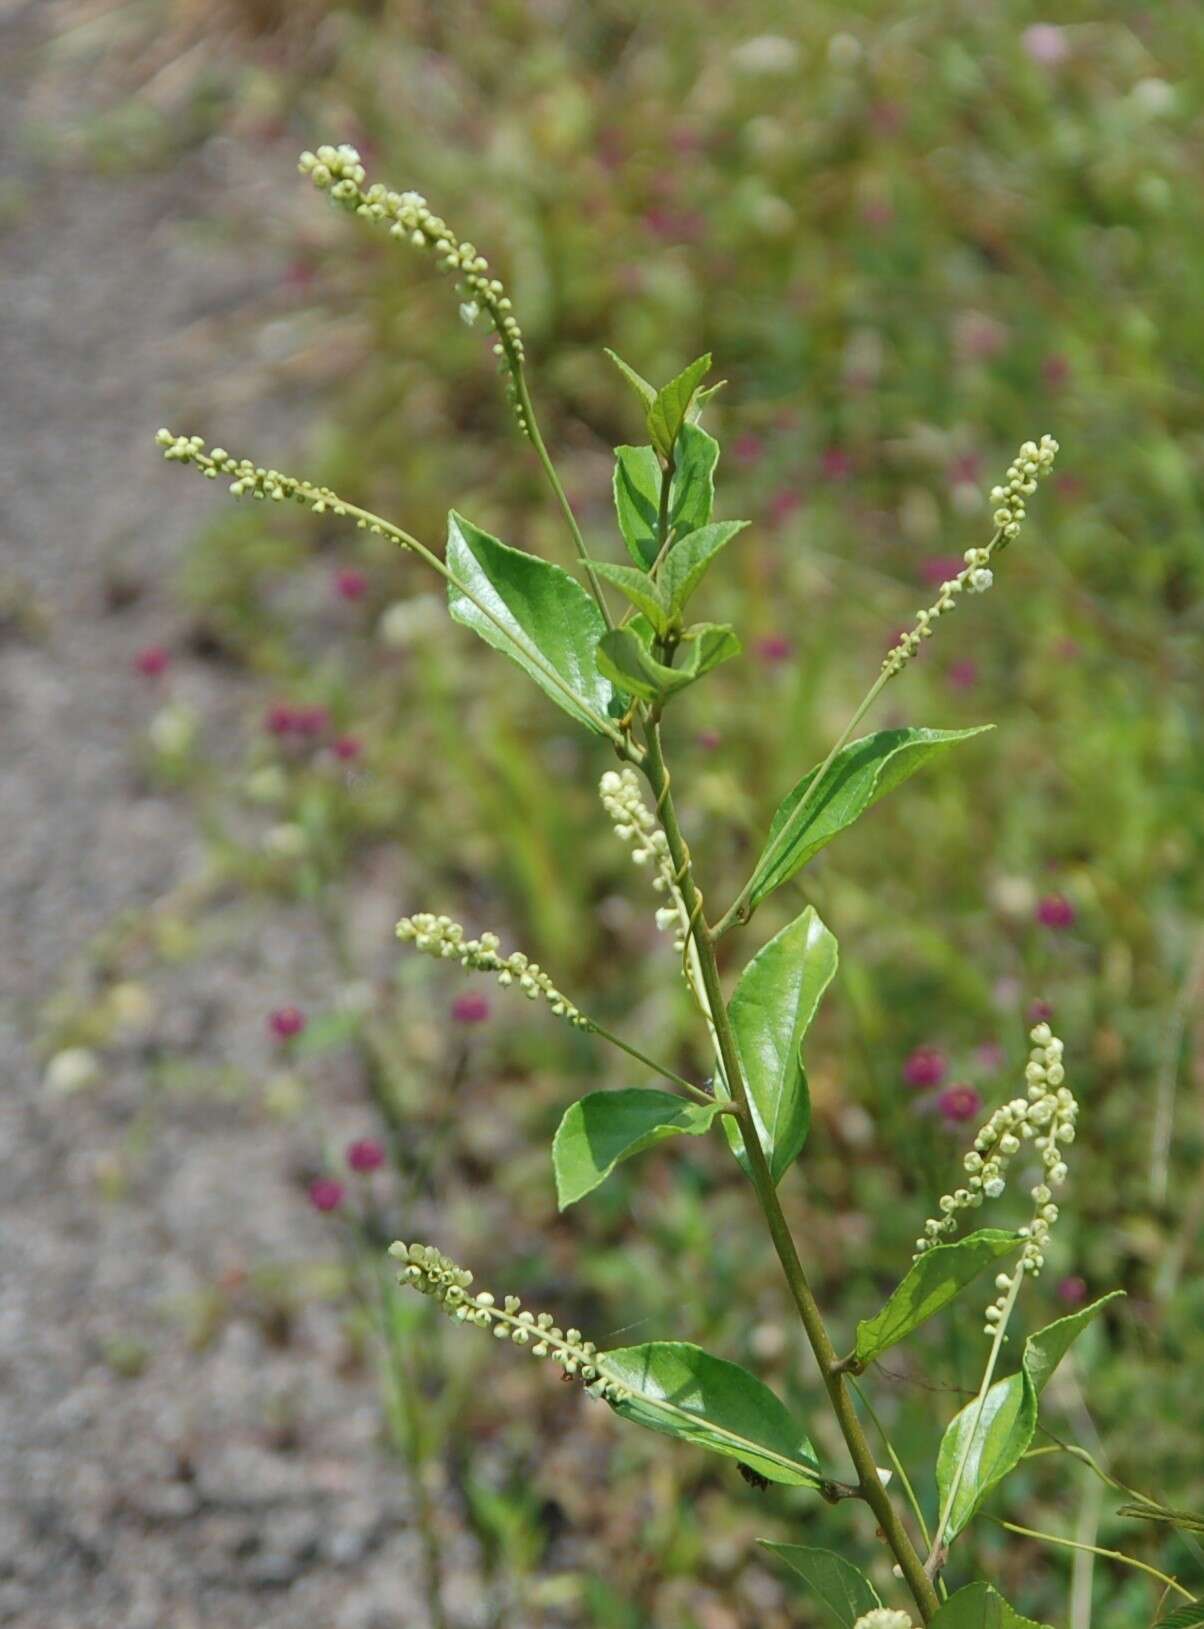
[298,145,528,429]
[396,913,588,1027]
[882,434,1059,678]
[154,430,393,531]
[599,769,687,950]
[389,1241,628,1403]
[916,1025,1078,1331]
[853,1613,915,1629]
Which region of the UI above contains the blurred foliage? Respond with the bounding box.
[40,1,1204,1625]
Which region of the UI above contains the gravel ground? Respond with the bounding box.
[0,7,443,1624]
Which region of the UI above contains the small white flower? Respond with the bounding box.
[853,1611,916,1629]
[44,1047,101,1095]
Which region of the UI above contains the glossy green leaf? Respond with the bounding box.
[552,1089,721,1210]
[724,906,838,1183]
[936,1291,1124,1539]
[590,559,672,637]
[1154,1606,1204,1627]
[647,353,712,459]
[446,512,615,733]
[597,1341,822,1488]
[595,620,740,705]
[747,726,993,910]
[603,346,656,409]
[687,380,727,423]
[612,426,720,570]
[854,1232,1023,1367]
[1021,1291,1125,1394]
[931,1583,1053,1629]
[758,1544,880,1627]
[661,520,749,614]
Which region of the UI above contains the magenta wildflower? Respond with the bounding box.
[266,702,297,736]
[268,1006,307,1041]
[920,554,966,588]
[332,735,362,762]
[937,1084,982,1125]
[294,705,329,738]
[451,991,491,1025]
[1036,894,1075,930]
[696,729,721,751]
[1028,998,1054,1025]
[346,1137,386,1173]
[1057,1275,1088,1307]
[903,1046,946,1089]
[754,634,792,667]
[948,659,979,691]
[334,567,368,601]
[134,645,170,678]
[308,1177,344,1213]
[820,446,853,481]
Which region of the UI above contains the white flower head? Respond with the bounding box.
[853,1611,916,1629]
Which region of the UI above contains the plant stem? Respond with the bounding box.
[851,1377,936,1554]
[928,1263,1025,1570]
[987,1516,1196,1603]
[640,720,940,1625]
[585,1017,731,1109]
[512,361,614,627]
[714,667,892,937]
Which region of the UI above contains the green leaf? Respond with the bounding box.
[1118,1502,1204,1536]
[758,1544,880,1627]
[590,559,672,636]
[604,346,657,410]
[552,1089,721,1210]
[723,906,838,1183]
[854,1232,1024,1367]
[612,427,720,570]
[661,520,749,614]
[595,619,741,705]
[931,1583,1053,1629]
[613,445,663,569]
[687,380,727,423]
[747,726,993,911]
[446,511,615,733]
[935,1292,1124,1539]
[597,1341,822,1487]
[1021,1291,1125,1395]
[647,354,712,460]
[1154,1607,1204,1627]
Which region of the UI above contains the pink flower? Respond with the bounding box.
[820,446,853,481]
[134,645,170,678]
[1036,894,1075,930]
[346,1138,386,1173]
[1022,23,1069,66]
[452,991,491,1025]
[268,1006,306,1040]
[903,1046,946,1089]
[332,735,362,762]
[1027,998,1054,1024]
[266,702,297,736]
[696,729,721,751]
[1057,1275,1088,1307]
[938,1084,983,1125]
[754,634,793,667]
[308,1177,344,1213]
[732,432,764,468]
[293,705,329,738]
[766,488,803,528]
[920,554,965,588]
[948,659,979,691]
[334,567,368,602]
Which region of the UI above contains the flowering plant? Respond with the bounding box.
[154,145,1198,1628]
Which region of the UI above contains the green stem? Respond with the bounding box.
[986,1516,1196,1603]
[851,1377,937,1557]
[585,1017,730,1110]
[640,721,940,1625]
[512,361,614,627]
[714,667,892,937]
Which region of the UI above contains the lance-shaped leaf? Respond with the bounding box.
[746,726,993,910]
[1153,1607,1204,1628]
[603,346,656,409]
[758,1545,881,1627]
[613,425,720,570]
[552,1089,721,1210]
[931,1583,1053,1628]
[647,354,712,460]
[590,560,673,638]
[936,1292,1124,1539]
[724,907,838,1183]
[446,512,615,732]
[597,1341,822,1488]
[661,520,749,615]
[854,1231,1023,1367]
[595,619,740,705]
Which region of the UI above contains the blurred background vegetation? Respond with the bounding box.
[32,2,1203,1625]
